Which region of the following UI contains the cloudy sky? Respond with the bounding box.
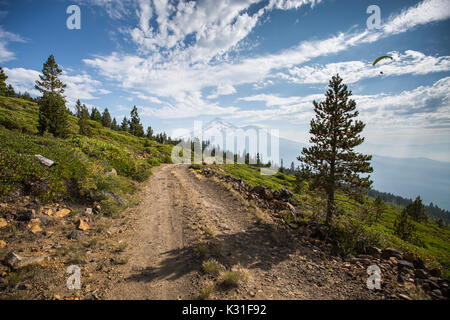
[1,0,449,161]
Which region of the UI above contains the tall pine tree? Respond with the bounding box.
[90,107,102,123]
[121,116,129,132]
[101,108,112,128]
[78,104,91,136]
[35,55,68,137]
[0,67,8,96]
[298,74,373,225]
[129,106,144,137]
[75,99,82,118]
[35,54,66,96]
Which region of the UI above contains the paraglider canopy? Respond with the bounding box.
[372,55,393,66]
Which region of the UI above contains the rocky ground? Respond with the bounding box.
[0,164,448,300]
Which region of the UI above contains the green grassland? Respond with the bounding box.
[204,164,450,277]
[0,96,173,216]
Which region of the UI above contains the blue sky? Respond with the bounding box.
[1,0,450,161]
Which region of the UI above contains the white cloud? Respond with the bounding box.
[383,0,450,35]
[277,50,450,84]
[233,77,450,128]
[207,83,237,99]
[0,27,26,62]
[4,67,111,107]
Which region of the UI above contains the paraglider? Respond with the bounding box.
[372,55,393,66]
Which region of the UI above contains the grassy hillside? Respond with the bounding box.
[0,96,173,216]
[200,164,450,278]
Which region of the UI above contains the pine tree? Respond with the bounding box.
[406,196,427,222]
[35,55,68,137]
[90,107,102,123]
[78,104,91,136]
[37,93,68,137]
[298,74,373,225]
[129,106,144,137]
[34,54,66,96]
[146,126,153,139]
[111,118,118,131]
[373,196,384,222]
[0,67,8,96]
[101,108,112,128]
[121,116,129,132]
[5,84,15,97]
[394,209,416,242]
[75,99,82,118]
[290,162,295,172]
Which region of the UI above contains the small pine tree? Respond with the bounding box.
[290,162,295,172]
[101,108,112,128]
[90,107,102,122]
[146,126,153,139]
[34,54,66,96]
[111,118,118,131]
[78,104,91,136]
[406,196,428,222]
[129,106,144,137]
[298,74,373,225]
[75,99,83,118]
[121,116,129,132]
[5,84,15,97]
[394,208,416,242]
[373,196,384,222]
[0,67,8,96]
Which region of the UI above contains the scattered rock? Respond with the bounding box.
[381,248,402,260]
[78,219,89,231]
[397,293,412,300]
[398,260,414,271]
[432,289,442,297]
[93,204,101,214]
[68,230,84,240]
[85,208,93,215]
[34,154,54,167]
[412,258,425,270]
[54,208,70,218]
[403,252,415,262]
[0,217,8,228]
[414,269,428,279]
[27,219,42,234]
[16,208,35,221]
[423,279,439,290]
[3,251,46,269]
[0,240,6,248]
[429,268,441,278]
[43,208,53,216]
[366,246,381,258]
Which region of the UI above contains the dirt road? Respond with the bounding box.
[103,164,391,300]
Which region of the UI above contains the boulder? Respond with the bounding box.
[403,252,415,262]
[68,230,84,240]
[412,258,425,270]
[423,279,440,290]
[366,246,382,258]
[85,208,93,215]
[272,189,293,201]
[16,209,35,222]
[0,217,7,228]
[381,248,402,260]
[34,154,55,167]
[429,268,441,278]
[397,260,414,271]
[78,219,89,231]
[414,269,428,279]
[54,208,70,218]
[0,240,6,248]
[3,251,46,269]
